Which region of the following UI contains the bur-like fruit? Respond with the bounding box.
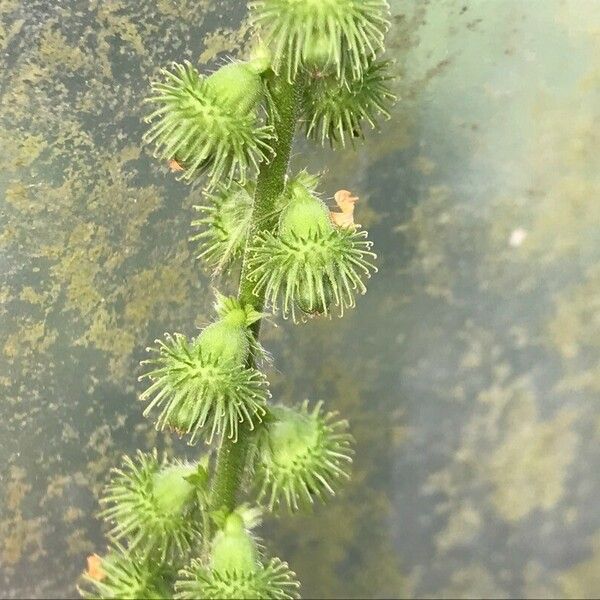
[255,401,354,511]
[140,297,269,444]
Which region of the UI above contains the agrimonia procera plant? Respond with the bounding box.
[80,1,393,598]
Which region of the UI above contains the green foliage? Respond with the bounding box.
[83,1,392,597]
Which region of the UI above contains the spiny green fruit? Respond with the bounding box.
[140,297,269,444]
[250,0,391,82]
[255,401,354,511]
[175,514,300,599]
[78,545,172,600]
[176,557,300,600]
[191,182,255,273]
[99,451,201,562]
[144,61,274,187]
[247,174,377,321]
[304,59,396,147]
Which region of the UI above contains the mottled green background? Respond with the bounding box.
[1,0,599,598]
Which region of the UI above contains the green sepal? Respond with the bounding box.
[183,463,210,490]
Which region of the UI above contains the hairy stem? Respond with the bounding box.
[209,74,299,513]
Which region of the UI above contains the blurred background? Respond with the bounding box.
[1,0,599,597]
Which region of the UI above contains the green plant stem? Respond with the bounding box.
[209,73,299,514]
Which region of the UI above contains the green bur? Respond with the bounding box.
[80,548,172,600]
[250,0,390,81]
[267,406,320,468]
[164,313,252,434]
[191,182,255,272]
[196,308,251,365]
[256,401,353,511]
[248,172,377,320]
[175,511,300,599]
[141,299,268,444]
[99,453,203,563]
[276,185,337,315]
[144,58,275,187]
